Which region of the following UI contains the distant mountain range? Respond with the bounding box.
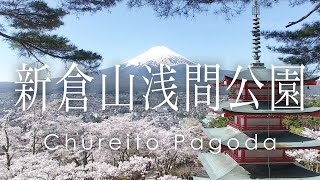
[0,46,234,94]
[1,46,320,96]
[92,46,234,93]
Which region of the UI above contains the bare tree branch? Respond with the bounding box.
[286,2,320,28]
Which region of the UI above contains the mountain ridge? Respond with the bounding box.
[122,46,195,68]
[0,46,234,94]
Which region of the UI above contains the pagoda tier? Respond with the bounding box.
[224,67,319,84]
[223,149,296,164]
[220,102,320,131]
[227,114,287,131]
[203,127,320,150]
[202,127,320,164]
[224,67,319,101]
[221,102,320,116]
[197,153,320,180]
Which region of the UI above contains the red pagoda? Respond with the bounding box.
[196,0,320,179]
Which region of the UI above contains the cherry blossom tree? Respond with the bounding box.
[0,103,201,179]
[287,127,320,171]
[0,111,24,170]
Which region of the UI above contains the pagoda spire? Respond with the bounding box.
[251,0,264,67]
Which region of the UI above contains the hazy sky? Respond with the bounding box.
[0,1,318,82]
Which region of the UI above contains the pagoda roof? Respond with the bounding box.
[221,163,320,180]
[197,152,320,180]
[197,152,238,179]
[224,67,319,82]
[221,102,320,115]
[203,126,320,149]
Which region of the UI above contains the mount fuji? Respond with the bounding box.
[93,46,232,93]
[123,46,195,68]
[0,46,233,94]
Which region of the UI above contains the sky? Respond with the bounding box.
[0,1,319,82]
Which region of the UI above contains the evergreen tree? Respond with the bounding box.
[0,0,121,72]
[262,0,320,73]
[127,0,279,19]
[1,0,319,73]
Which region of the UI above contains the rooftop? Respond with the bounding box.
[197,153,320,180]
[203,126,320,149]
[224,67,319,82]
[221,102,320,115]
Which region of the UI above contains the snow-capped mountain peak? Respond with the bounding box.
[123,46,195,67]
